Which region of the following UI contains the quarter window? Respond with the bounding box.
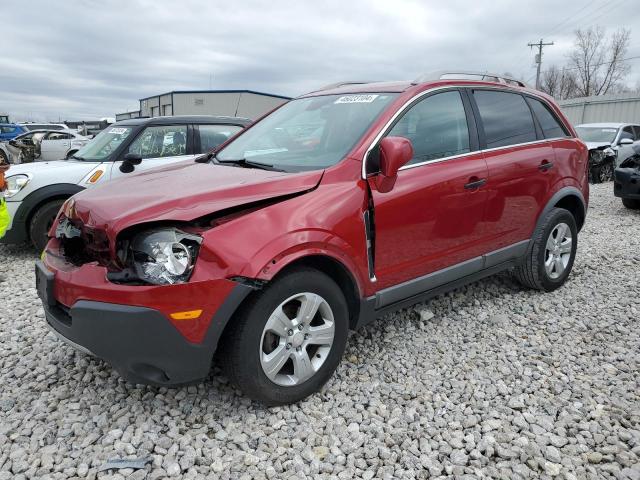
[387,90,470,165]
[528,98,568,139]
[474,90,537,148]
[128,125,188,158]
[197,125,243,153]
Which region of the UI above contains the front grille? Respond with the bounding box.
[55,215,111,267]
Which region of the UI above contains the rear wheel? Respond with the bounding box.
[622,198,640,209]
[515,208,578,292]
[29,200,65,252]
[221,268,349,405]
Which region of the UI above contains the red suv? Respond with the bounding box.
[37,72,589,405]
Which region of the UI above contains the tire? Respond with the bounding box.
[598,161,614,183]
[515,207,578,292]
[29,200,65,252]
[220,268,349,405]
[622,198,640,209]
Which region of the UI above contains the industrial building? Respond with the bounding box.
[116,89,290,121]
[559,93,640,125]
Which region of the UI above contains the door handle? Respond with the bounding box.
[538,160,554,171]
[464,177,487,190]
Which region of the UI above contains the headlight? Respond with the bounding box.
[130,228,202,285]
[4,174,31,198]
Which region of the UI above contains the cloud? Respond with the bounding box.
[1,0,639,121]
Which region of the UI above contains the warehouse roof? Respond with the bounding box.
[139,89,291,101]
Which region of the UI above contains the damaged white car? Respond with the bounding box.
[575,123,640,183]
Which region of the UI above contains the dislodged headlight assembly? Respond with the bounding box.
[4,174,31,198]
[130,228,202,285]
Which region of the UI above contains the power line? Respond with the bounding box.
[540,54,640,74]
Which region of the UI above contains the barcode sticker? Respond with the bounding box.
[334,95,379,104]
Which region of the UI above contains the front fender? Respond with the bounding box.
[239,229,369,297]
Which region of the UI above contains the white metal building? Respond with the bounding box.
[116,90,290,122]
[559,93,640,125]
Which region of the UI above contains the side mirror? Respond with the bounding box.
[374,136,414,193]
[619,137,634,145]
[119,152,143,173]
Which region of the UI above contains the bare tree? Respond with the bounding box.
[568,27,631,97]
[540,65,578,100]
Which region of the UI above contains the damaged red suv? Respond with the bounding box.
[37,72,589,405]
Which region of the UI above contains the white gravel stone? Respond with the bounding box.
[0,184,638,479]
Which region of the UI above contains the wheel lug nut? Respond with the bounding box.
[286,343,291,349]
[298,324,304,330]
[287,329,293,336]
[304,334,309,340]
[296,346,301,352]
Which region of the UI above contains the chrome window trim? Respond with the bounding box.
[362,84,574,179]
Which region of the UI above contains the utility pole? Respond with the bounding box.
[528,38,554,89]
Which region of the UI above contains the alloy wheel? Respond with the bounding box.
[544,222,572,279]
[260,292,335,386]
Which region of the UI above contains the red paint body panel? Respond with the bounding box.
[42,78,589,350]
[370,152,489,288]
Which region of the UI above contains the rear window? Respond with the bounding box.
[473,90,537,148]
[528,98,568,139]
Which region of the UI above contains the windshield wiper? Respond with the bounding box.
[70,154,87,161]
[216,158,285,172]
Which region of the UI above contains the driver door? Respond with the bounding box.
[109,124,194,180]
[40,131,73,161]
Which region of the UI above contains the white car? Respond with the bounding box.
[1,115,249,251]
[19,123,68,131]
[3,129,89,163]
[575,122,640,182]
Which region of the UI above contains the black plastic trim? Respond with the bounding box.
[43,284,253,386]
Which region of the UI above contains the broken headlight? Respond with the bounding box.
[131,228,202,285]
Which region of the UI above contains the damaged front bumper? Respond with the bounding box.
[37,249,253,386]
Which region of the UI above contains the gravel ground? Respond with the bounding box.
[0,183,639,480]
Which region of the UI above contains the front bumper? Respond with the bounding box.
[37,255,253,386]
[614,167,640,199]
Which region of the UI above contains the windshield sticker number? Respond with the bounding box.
[334,95,379,104]
[601,128,617,133]
[108,128,128,135]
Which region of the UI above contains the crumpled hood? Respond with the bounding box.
[584,141,613,150]
[68,160,323,239]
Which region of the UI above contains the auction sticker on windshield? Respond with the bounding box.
[108,128,128,135]
[334,95,379,104]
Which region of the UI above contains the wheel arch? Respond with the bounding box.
[538,186,586,233]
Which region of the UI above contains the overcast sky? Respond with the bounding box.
[2,0,640,121]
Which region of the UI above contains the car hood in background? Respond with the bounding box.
[584,141,613,150]
[68,160,323,239]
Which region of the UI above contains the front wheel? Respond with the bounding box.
[515,207,578,292]
[29,200,65,252]
[221,268,349,405]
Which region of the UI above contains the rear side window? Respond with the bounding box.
[387,90,470,164]
[473,90,536,148]
[197,124,243,153]
[528,98,568,138]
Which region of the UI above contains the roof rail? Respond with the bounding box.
[413,70,529,88]
[311,81,374,92]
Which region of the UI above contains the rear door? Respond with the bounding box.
[369,89,489,291]
[471,89,555,248]
[109,124,194,180]
[40,131,73,161]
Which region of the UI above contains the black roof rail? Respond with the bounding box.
[413,70,529,88]
[310,81,375,93]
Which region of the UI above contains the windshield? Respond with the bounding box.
[72,126,135,161]
[217,93,398,171]
[575,126,618,143]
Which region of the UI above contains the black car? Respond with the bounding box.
[614,153,640,210]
